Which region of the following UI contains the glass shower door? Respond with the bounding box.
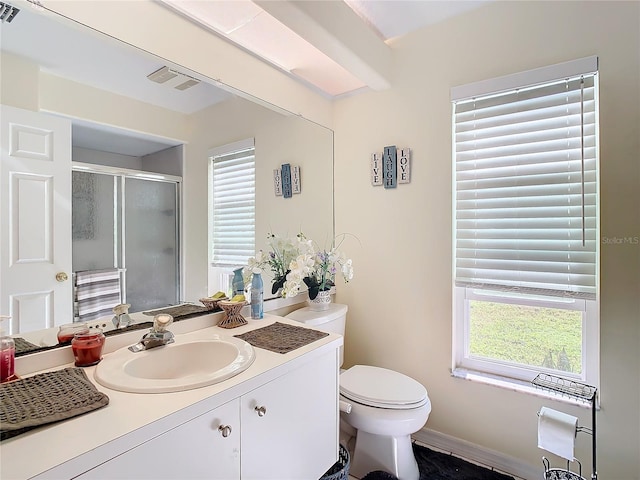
[72,171,117,271]
[123,177,179,312]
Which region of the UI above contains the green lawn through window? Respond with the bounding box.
[469,301,583,374]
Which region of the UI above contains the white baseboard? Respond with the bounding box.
[412,428,541,480]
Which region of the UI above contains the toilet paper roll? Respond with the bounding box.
[537,406,578,461]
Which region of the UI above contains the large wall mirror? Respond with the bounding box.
[0,2,334,352]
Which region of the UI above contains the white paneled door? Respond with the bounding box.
[0,105,72,334]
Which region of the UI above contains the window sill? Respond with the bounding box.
[451,368,597,408]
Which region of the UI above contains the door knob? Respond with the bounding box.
[218,425,232,438]
[55,272,68,282]
[254,405,267,417]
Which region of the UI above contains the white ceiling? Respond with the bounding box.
[160,0,490,97]
[346,0,490,41]
[0,0,488,155]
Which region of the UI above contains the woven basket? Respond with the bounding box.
[320,444,350,480]
[543,456,586,480]
[545,469,586,480]
[217,301,248,328]
[199,297,228,310]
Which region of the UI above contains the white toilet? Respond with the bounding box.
[286,304,431,480]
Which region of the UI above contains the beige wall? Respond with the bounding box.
[0,52,39,110]
[333,1,639,478]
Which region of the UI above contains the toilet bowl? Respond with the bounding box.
[285,304,431,480]
[340,365,431,480]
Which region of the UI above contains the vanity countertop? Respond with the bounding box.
[0,314,342,480]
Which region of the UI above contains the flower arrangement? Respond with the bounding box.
[246,232,355,299]
[282,233,354,300]
[245,233,301,295]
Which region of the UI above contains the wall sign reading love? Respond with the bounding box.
[371,146,411,188]
[273,164,301,198]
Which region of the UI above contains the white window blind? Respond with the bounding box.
[453,68,598,299]
[211,146,255,266]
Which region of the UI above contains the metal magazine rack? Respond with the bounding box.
[532,373,598,480]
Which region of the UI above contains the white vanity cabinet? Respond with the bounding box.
[75,399,241,479]
[68,349,338,480]
[241,349,338,479]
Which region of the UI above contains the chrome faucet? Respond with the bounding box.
[128,314,174,352]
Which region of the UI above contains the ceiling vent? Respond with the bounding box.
[147,66,200,91]
[0,2,20,22]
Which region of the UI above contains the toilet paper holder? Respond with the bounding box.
[532,373,598,480]
[535,410,592,437]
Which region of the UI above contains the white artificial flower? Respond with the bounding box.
[341,259,354,281]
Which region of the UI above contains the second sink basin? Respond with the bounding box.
[94,335,255,393]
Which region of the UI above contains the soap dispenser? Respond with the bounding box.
[232,267,245,297]
[0,315,15,383]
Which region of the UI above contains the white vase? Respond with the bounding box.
[307,290,332,311]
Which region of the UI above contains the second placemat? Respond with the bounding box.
[235,322,329,354]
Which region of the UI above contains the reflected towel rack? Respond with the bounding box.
[532,373,597,480]
[72,268,127,322]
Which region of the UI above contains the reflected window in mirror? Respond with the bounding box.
[208,139,256,295]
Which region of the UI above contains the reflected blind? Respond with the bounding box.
[453,71,598,299]
[211,147,255,266]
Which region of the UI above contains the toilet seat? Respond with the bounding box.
[340,365,428,410]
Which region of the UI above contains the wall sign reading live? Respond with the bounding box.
[371,146,411,188]
[273,164,301,198]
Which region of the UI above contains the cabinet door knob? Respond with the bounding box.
[55,272,68,282]
[254,405,267,417]
[218,425,232,437]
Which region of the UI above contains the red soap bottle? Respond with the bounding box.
[0,316,15,383]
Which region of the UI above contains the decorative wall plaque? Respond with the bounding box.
[370,146,411,188]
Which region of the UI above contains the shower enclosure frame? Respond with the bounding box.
[72,162,182,313]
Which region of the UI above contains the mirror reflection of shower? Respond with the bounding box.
[72,166,180,319]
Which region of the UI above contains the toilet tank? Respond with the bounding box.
[286,303,347,367]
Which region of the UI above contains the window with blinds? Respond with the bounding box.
[453,67,598,299]
[451,57,599,385]
[210,144,255,267]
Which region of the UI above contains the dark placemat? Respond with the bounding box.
[103,321,153,337]
[13,337,41,355]
[1,367,109,441]
[234,321,329,354]
[143,304,211,320]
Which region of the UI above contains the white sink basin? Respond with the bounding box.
[94,335,255,393]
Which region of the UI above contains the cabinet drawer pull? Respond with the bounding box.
[218,425,232,437]
[254,405,267,417]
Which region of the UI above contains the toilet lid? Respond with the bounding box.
[340,365,428,410]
